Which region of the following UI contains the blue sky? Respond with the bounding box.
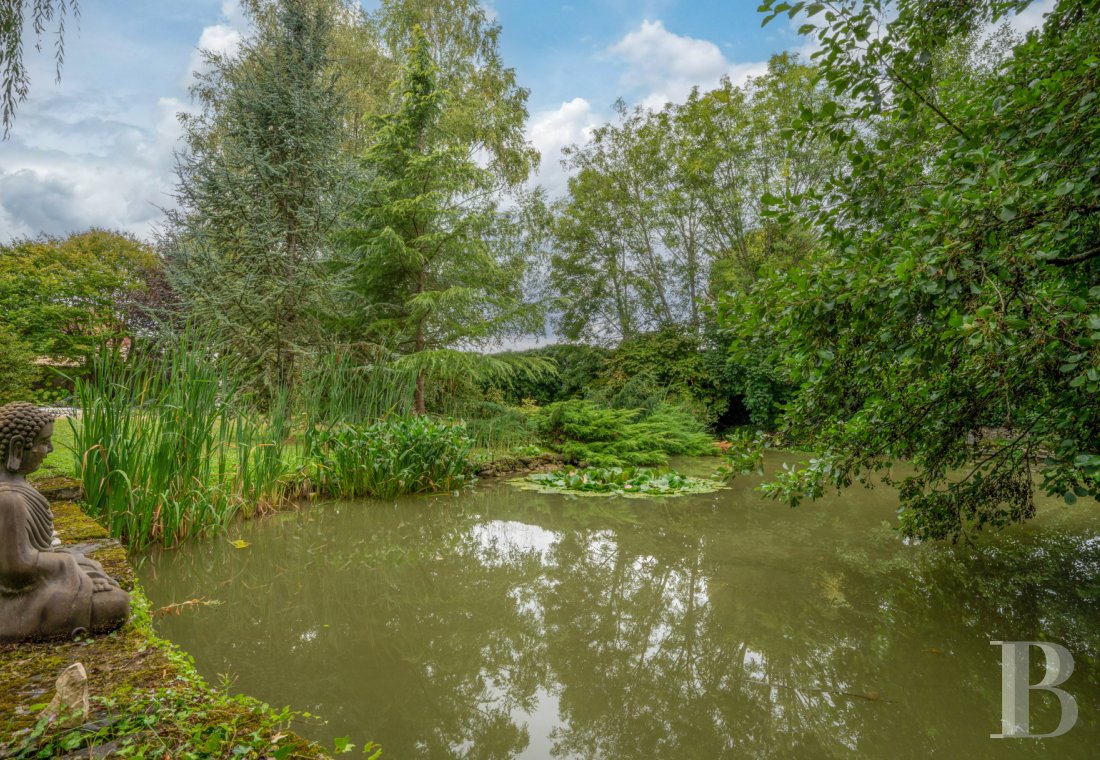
[0,0,1053,241]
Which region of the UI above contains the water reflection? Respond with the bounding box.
[138,459,1100,759]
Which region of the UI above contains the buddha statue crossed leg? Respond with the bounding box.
[0,402,129,643]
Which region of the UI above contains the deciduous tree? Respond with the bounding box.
[728,0,1100,541]
[0,229,155,365]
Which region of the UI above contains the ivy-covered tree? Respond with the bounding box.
[167,0,350,393]
[727,0,1100,541]
[338,29,540,414]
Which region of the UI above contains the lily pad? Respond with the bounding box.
[514,466,727,498]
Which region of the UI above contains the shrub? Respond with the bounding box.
[533,400,714,467]
[308,416,473,500]
[493,343,610,405]
[0,324,36,405]
[595,329,732,425]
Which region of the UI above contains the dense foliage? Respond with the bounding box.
[593,328,731,423]
[534,400,715,467]
[0,324,36,404]
[494,343,610,406]
[307,416,473,499]
[544,54,831,344]
[727,0,1100,540]
[0,230,156,366]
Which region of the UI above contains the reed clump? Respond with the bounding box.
[72,336,464,548]
[73,338,294,547]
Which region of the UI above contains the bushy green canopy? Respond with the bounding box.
[729,0,1100,541]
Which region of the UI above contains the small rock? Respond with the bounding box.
[42,662,89,728]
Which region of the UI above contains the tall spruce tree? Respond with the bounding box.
[338,29,539,414]
[167,0,349,392]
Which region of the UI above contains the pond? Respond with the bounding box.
[137,456,1100,758]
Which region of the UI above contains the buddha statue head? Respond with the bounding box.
[0,401,57,477]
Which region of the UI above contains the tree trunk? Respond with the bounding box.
[414,370,426,415]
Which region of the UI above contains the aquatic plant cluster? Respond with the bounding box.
[522,466,725,497]
[307,416,473,500]
[74,340,292,548]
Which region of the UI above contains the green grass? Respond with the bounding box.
[35,417,78,480]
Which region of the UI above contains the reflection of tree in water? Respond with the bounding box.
[539,510,874,758]
[533,490,1100,759]
[142,502,548,759]
[140,480,1100,759]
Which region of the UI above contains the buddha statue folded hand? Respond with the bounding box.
[0,402,130,643]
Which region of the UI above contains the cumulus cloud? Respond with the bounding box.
[527,97,601,195]
[0,89,186,240]
[608,20,768,108]
[0,3,248,242]
[184,0,249,86]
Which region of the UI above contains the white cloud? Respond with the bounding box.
[480,1,499,22]
[0,3,248,243]
[0,93,186,240]
[184,1,249,86]
[527,97,601,196]
[607,20,767,108]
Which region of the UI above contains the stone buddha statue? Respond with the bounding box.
[0,402,130,643]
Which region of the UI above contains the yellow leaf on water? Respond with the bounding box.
[229,539,250,549]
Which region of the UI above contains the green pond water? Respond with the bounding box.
[137,456,1100,759]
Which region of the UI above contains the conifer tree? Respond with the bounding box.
[339,29,539,413]
[167,0,349,392]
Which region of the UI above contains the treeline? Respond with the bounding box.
[1,0,820,429]
[539,53,832,343]
[3,0,1095,545]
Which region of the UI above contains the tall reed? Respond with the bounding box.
[73,334,293,547]
[298,349,417,456]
